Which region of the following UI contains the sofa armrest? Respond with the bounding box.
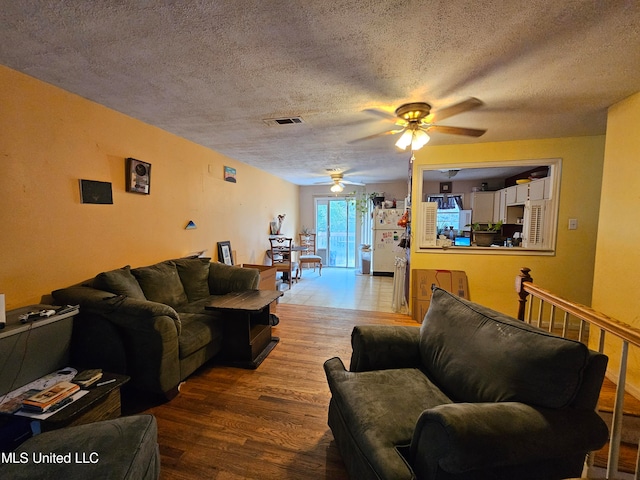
[53,285,181,334]
[349,325,421,372]
[410,402,609,477]
[208,262,260,294]
[53,286,182,395]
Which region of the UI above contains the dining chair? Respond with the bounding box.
[269,237,298,289]
[297,233,322,279]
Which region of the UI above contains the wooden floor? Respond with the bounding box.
[131,304,417,480]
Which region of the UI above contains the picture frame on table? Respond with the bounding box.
[217,241,233,265]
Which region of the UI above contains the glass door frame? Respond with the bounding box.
[314,196,359,268]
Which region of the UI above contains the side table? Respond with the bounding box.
[205,290,283,368]
[35,373,129,433]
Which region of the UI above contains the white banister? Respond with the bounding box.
[516,267,640,479]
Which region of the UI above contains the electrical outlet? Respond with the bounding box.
[568,218,578,230]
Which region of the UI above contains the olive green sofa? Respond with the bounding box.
[52,258,259,399]
[324,287,610,480]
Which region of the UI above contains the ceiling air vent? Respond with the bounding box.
[263,116,305,126]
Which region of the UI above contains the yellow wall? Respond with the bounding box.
[0,66,299,309]
[410,136,605,316]
[592,92,640,392]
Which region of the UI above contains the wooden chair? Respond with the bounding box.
[298,233,322,279]
[269,237,298,289]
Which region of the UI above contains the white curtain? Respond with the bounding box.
[392,256,408,313]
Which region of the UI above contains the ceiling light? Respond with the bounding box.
[395,130,414,150]
[395,127,430,151]
[330,182,344,193]
[412,129,430,150]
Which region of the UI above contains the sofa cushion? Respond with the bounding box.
[173,257,211,302]
[132,262,188,308]
[177,312,224,358]
[419,287,590,409]
[93,265,146,300]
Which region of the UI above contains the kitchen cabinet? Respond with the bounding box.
[470,192,495,223]
[505,184,529,205]
[516,183,529,203]
[529,177,550,201]
[493,190,506,223]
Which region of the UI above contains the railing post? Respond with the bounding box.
[516,267,533,320]
[607,341,629,479]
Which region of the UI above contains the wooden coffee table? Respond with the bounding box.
[205,290,283,368]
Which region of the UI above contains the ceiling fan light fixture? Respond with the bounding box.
[412,129,430,150]
[395,129,414,150]
[395,128,430,151]
[330,182,344,193]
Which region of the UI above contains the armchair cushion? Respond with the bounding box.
[420,288,590,409]
[93,265,146,300]
[324,357,452,480]
[132,262,188,308]
[3,414,160,480]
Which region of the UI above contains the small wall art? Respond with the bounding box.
[224,166,236,183]
[439,181,452,193]
[79,179,113,204]
[126,157,151,194]
[217,241,233,265]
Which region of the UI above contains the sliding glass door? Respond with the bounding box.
[315,197,356,267]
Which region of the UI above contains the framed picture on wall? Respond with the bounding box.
[439,181,452,193]
[126,157,151,194]
[217,241,233,265]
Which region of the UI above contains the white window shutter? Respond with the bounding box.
[523,200,546,248]
[419,202,438,248]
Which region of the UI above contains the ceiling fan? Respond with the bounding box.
[315,171,365,193]
[353,97,487,150]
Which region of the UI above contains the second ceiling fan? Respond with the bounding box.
[354,97,487,151]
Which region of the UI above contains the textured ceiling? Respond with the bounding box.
[1,1,639,185]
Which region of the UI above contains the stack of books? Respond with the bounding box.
[21,381,80,413]
[72,369,103,388]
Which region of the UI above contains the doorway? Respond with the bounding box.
[315,197,357,267]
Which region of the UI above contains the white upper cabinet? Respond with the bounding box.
[528,177,550,201]
[469,192,495,223]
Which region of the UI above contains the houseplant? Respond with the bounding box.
[469,221,503,247]
[369,192,385,208]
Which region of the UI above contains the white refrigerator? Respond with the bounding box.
[372,208,404,275]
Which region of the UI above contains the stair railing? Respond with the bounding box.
[516,267,640,480]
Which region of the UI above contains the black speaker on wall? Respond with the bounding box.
[79,179,113,204]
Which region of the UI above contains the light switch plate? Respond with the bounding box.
[568,218,578,230]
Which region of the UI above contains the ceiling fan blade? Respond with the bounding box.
[428,125,487,137]
[342,180,366,186]
[348,127,406,144]
[362,107,398,121]
[428,97,484,123]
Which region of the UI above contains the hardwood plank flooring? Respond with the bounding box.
[125,298,640,478]
[133,304,417,480]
